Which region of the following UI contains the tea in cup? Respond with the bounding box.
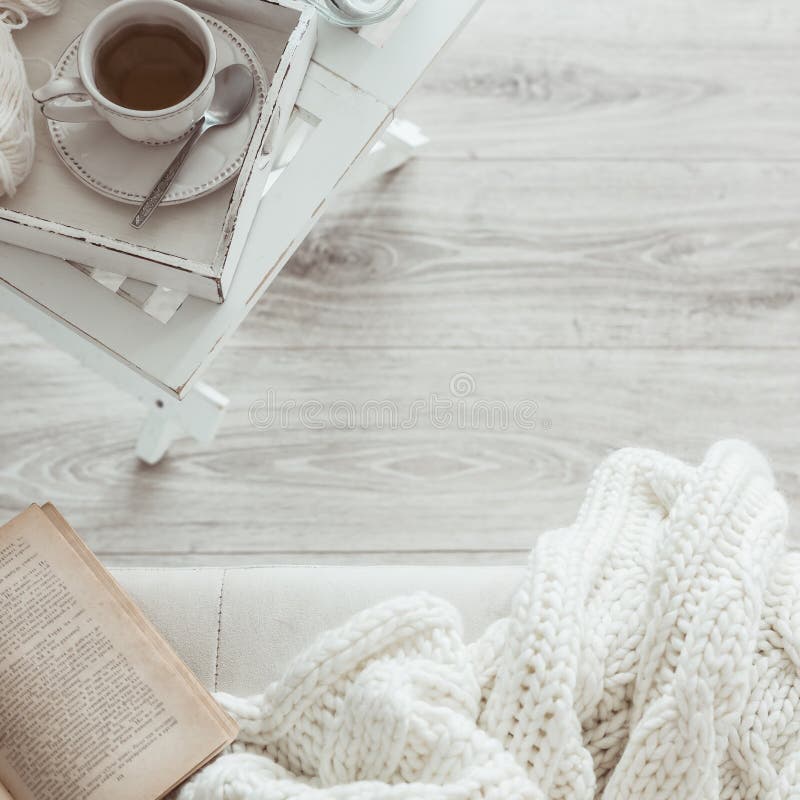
[33,0,217,145]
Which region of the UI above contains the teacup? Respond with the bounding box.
[33,0,217,145]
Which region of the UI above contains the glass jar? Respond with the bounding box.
[304,0,405,26]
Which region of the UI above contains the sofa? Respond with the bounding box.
[111,565,524,695]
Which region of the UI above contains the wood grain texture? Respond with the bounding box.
[249,160,800,349]
[405,0,800,160]
[0,321,797,563]
[1,0,799,567]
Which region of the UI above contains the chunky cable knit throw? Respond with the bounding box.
[0,0,60,197]
[178,441,799,800]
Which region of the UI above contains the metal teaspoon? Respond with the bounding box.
[131,64,255,229]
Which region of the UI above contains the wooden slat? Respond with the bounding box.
[243,159,800,349]
[0,332,796,557]
[404,0,800,160]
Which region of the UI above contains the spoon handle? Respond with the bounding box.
[131,122,207,229]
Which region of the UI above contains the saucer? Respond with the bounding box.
[46,14,268,206]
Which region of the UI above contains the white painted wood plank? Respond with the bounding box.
[404,0,800,160]
[0,338,796,557]
[240,159,800,349]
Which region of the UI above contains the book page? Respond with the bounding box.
[0,506,237,800]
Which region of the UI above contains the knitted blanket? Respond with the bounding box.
[178,441,800,800]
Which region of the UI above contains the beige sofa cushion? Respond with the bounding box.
[112,565,524,695]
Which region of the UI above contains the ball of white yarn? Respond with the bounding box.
[0,25,35,197]
[0,0,61,198]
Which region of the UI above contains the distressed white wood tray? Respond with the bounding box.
[1,0,316,302]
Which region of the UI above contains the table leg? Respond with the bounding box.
[136,381,228,465]
[0,288,229,464]
[343,118,429,188]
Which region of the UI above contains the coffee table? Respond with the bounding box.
[0,1,481,463]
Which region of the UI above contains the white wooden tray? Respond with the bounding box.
[1,0,316,302]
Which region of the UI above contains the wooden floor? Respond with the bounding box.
[1,0,799,565]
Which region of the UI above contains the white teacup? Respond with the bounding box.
[33,0,217,145]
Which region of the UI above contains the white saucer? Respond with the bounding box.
[47,14,268,206]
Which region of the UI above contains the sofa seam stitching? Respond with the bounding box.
[213,567,227,692]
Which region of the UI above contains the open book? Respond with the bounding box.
[0,504,238,800]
